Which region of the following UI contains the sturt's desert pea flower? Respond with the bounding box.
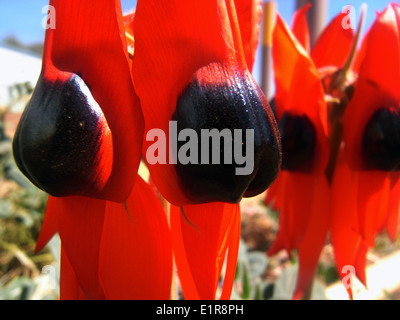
[14,0,172,299]
[13,0,144,203]
[266,5,352,299]
[336,3,400,298]
[266,3,400,299]
[131,0,280,299]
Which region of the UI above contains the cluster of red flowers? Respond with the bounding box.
[13,0,280,300]
[11,0,400,300]
[266,3,400,299]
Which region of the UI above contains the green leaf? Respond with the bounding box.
[241,261,251,300]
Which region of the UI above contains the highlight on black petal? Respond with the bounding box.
[172,64,281,204]
[278,112,316,172]
[12,73,113,197]
[362,107,400,171]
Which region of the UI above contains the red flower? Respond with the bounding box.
[336,2,400,292]
[266,6,352,299]
[14,0,172,300]
[132,0,280,299]
[13,0,144,203]
[267,3,400,299]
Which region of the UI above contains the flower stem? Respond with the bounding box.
[324,4,367,184]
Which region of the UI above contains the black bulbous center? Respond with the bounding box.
[278,112,316,172]
[172,71,281,204]
[12,74,108,196]
[362,107,400,171]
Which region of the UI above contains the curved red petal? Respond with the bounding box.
[293,175,329,299]
[171,203,240,300]
[386,174,400,242]
[267,172,291,256]
[354,242,368,288]
[99,177,172,300]
[60,246,88,300]
[234,0,263,71]
[55,196,106,299]
[357,172,390,247]
[356,4,400,99]
[291,3,311,53]
[220,205,241,300]
[267,172,315,258]
[37,196,106,299]
[310,12,354,69]
[35,196,58,253]
[330,154,361,296]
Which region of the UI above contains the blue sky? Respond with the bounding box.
[0,1,396,45]
[0,0,139,44]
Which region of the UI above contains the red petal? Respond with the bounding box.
[37,197,107,299]
[43,0,144,202]
[268,172,315,257]
[356,4,400,99]
[286,174,315,250]
[294,174,329,299]
[99,177,172,300]
[386,174,400,242]
[35,196,58,253]
[357,172,390,247]
[310,12,354,69]
[291,3,311,53]
[234,0,263,71]
[60,246,88,300]
[354,242,368,287]
[330,154,361,297]
[54,196,106,299]
[170,203,240,299]
[220,207,241,300]
[267,172,291,256]
[264,175,281,211]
